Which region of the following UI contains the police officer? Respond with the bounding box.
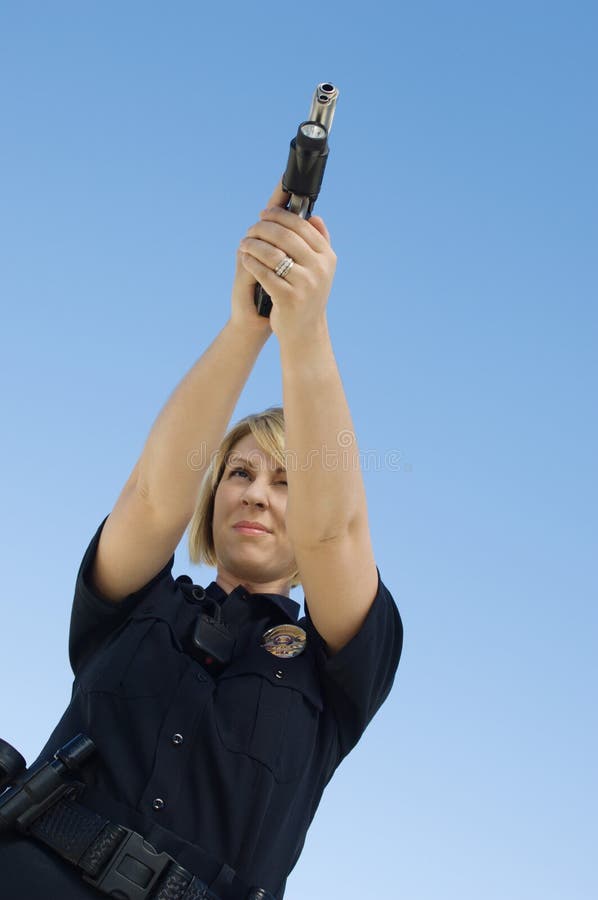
[0,182,403,899]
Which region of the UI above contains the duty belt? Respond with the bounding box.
[26,788,275,900]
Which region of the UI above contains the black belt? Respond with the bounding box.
[26,788,274,900]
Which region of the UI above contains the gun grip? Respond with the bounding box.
[254,283,272,318]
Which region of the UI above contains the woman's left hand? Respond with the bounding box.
[239,206,337,344]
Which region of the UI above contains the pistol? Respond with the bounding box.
[254,82,339,318]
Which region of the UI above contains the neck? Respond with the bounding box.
[215,569,291,598]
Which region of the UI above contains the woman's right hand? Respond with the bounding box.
[229,179,290,335]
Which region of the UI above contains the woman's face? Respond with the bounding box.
[211,432,297,596]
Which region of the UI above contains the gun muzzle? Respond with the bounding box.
[308,82,339,135]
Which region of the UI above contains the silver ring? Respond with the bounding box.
[274,255,294,279]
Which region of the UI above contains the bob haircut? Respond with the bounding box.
[187,406,301,589]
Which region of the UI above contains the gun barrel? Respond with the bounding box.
[308,82,339,135]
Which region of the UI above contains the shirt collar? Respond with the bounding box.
[205,580,300,622]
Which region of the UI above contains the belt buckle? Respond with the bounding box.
[83,828,176,899]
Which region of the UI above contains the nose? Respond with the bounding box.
[241,477,268,508]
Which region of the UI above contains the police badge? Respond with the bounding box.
[260,624,307,658]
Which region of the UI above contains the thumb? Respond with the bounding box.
[266,176,291,210]
[235,246,255,285]
[307,215,331,244]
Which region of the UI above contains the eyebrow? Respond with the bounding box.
[229,456,286,474]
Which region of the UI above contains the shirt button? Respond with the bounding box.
[274,669,284,679]
[172,733,184,745]
[152,798,165,810]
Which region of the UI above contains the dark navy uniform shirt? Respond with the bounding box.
[33,516,403,899]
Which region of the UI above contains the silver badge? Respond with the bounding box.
[260,624,307,658]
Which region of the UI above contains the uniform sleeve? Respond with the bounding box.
[303,567,403,761]
[68,515,176,677]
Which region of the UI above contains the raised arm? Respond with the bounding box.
[89,186,287,604]
[240,207,378,654]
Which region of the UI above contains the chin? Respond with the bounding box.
[216,543,293,582]
[226,556,271,580]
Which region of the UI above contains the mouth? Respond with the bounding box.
[233,524,271,535]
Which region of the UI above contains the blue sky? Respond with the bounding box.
[1,2,596,898]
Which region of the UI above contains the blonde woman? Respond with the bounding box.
[0,182,403,899]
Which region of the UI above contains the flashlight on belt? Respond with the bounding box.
[254,82,339,318]
[0,733,95,833]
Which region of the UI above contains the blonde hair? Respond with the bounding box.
[187,406,301,589]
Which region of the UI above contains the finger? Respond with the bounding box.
[306,215,331,244]
[244,221,310,265]
[265,176,291,210]
[259,206,329,252]
[241,237,298,278]
[240,252,292,298]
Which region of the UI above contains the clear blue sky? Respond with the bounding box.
[1,2,596,898]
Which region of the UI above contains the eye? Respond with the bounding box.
[230,468,250,479]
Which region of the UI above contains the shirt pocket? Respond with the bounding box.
[214,642,324,783]
[77,616,183,699]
